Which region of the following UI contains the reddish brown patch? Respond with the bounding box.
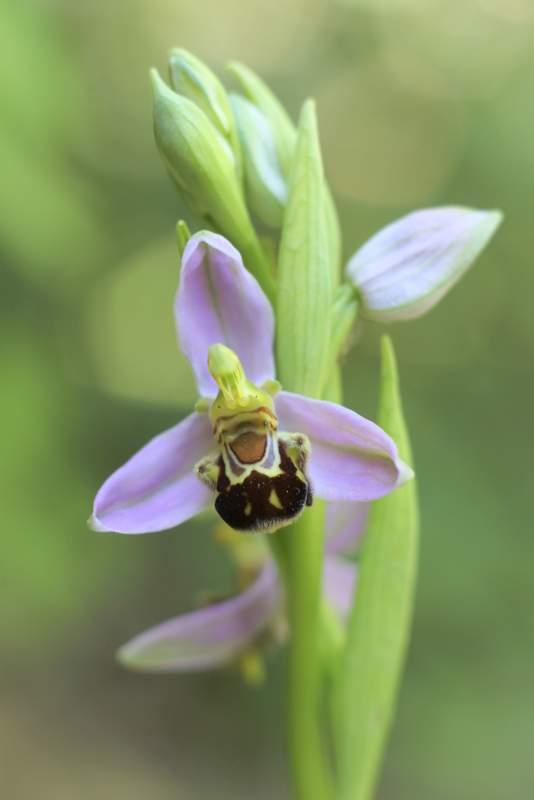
[230,432,267,464]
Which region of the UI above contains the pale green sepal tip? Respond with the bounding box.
[176,219,191,258]
[334,335,418,800]
[115,644,157,672]
[87,514,107,533]
[482,208,503,233]
[115,645,134,669]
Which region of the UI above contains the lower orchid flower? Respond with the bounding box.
[90,231,412,536]
[117,501,368,673]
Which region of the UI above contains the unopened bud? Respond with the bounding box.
[346,207,503,322]
[230,93,287,227]
[169,49,242,179]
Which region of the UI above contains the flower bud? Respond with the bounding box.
[230,93,287,227]
[229,63,341,275]
[346,207,503,322]
[168,49,242,178]
[227,61,297,175]
[151,69,275,299]
[151,68,236,212]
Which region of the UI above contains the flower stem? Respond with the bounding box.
[271,503,333,800]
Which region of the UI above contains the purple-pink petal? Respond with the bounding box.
[325,501,369,556]
[117,562,280,672]
[176,231,276,397]
[346,207,502,321]
[275,391,412,502]
[91,412,213,534]
[323,555,357,621]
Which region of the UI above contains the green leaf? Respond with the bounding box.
[276,100,333,398]
[334,335,419,800]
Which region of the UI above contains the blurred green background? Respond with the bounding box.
[2,0,533,797]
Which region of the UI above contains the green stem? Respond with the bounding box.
[271,503,333,800]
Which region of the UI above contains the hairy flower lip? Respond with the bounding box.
[91,231,412,535]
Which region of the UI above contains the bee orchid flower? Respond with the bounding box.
[90,231,411,535]
[117,502,368,673]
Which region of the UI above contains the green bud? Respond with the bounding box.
[229,62,342,279]
[151,68,275,300]
[168,49,242,180]
[230,93,287,228]
[151,68,235,211]
[276,100,332,398]
[227,62,297,176]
